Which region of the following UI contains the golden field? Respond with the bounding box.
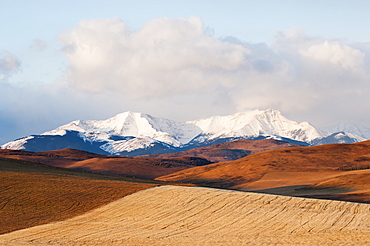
[1,186,369,245]
[0,157,158,234]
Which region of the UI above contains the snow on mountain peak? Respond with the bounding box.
[100,136,158,154]
[4,108,367,155]
[42,111,202,148]
[189,109,322,142]
[1,136,34,150]
[321,122,370,142]
[96,111,154,136]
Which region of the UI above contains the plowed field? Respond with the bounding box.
[0,157,158,234]
[1,186,369,245]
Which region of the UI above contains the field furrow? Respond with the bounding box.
[0,185,369,245]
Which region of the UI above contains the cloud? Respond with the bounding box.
[300,41,365,71]
[55,17,370,128]
[60,17,251,97]
[30,39,48,51]
[0,51,21,80]
[0,81,128,144]
[2,17,370,144]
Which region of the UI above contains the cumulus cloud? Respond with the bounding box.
[300,41,365,71]
[55,17,370,128]
[60,17,251,97]
[0,50,21,80]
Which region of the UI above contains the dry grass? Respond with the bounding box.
[147,138,302,162]
[65,156,211,179]
[0,157,158,234]
[157,141,370,202]
[0,149,211,179]
[1,185,369,245]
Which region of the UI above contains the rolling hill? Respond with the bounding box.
[0,148,211,179]
[2,140,370,244]
[1,186,369,245]
[146,138,302,162]
[0,139,301,178]
[0,155,159,234]
[157,141,370,203]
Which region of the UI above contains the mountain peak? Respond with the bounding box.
[321,122,370,141]
[113,111,147,118]
[262,108,281,114]
[189,109,321,143]
[2,109,366,155]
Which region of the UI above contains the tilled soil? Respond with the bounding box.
[1,185,369,245]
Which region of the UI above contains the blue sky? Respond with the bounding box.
[1,0,370,144]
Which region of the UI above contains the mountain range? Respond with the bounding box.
[2,109,369,156]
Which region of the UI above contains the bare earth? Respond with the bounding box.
[1,186,369,245]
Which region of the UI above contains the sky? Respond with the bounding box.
[1,0,370,144]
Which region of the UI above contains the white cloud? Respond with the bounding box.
[55,17,370,128]
[300,41,365,71]
[3,17,370,144]
[0,50,21,80]
[60,17,251,97]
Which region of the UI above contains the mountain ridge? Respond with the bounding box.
[2,109,368,155]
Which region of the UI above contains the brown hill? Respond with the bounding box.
[2,186,370,245]
[0,148,105,167]
[0,156,159,234]
[146,139,302,162]
[0,148,211,179]
[0,139,299,178]
[157,141,370,203]
[64,156,211,179]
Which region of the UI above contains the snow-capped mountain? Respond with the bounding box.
[42,112,202,149]
[189,109,321,143]
[311,132,362,145]
[321,123,370,141]
[2,109,368,156]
